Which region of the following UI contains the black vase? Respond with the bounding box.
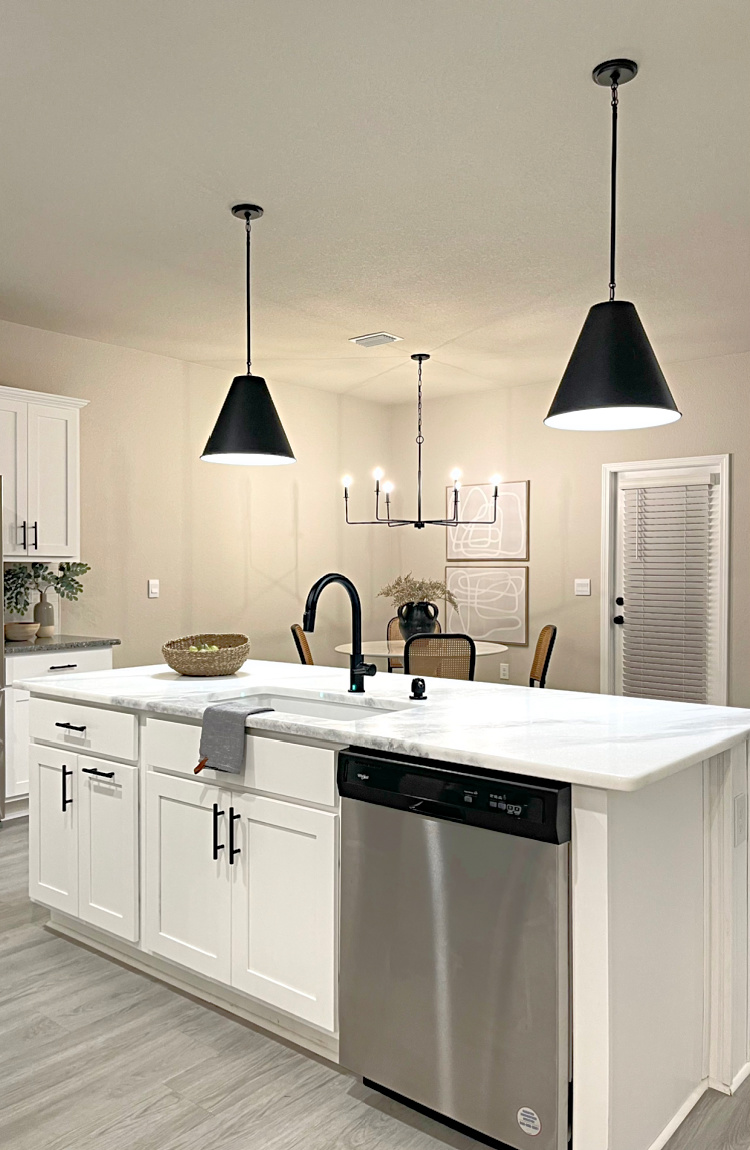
[397,601,439,641]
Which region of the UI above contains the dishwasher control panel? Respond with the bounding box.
[339,749,571,844]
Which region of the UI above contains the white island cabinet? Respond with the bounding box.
[21,659,750,1148]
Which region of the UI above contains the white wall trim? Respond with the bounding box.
[644,1080,709,1150]
[600,454,730,701]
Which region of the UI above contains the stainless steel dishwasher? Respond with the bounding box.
[338,748,571,1150]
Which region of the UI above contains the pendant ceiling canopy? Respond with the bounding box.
[201,205,295,466]
[544,60,681,432]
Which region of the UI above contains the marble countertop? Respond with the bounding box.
[6,634,121,655]
[16,659,750,791]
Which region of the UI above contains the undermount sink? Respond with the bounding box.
[224,691,407,723]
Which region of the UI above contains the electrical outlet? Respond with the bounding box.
[500,663,510,680]
[574,579,591,596]
[148,579,160,599]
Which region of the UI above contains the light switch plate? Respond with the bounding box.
[574,579,591,596]
[500,663,510,680]
[148,579,160,599]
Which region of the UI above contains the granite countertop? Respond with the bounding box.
[6,634,121,655]
[16,658,750,792]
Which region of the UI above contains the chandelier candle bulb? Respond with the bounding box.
[373,467,384,482]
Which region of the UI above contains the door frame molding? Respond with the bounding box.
[600,454,731,700]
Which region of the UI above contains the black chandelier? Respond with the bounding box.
[544,60,681,431]
[342,353,500,529]
[201,205,296,466]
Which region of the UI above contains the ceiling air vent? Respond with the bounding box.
[349,332,402,348]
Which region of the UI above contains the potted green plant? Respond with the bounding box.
[378,573,458,641]
[4,562,91,639]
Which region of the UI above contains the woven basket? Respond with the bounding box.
[162,634,250,677]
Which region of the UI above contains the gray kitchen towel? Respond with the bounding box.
[198,700,274,774]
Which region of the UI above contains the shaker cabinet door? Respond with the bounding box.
[78,757,139,941]
[145,772,232,982]
[230,793,338,1030]
[26,403,79,557]
[0,396,28,556]
[28,746,78,914]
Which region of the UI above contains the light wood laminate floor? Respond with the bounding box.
[1,819,748,1150]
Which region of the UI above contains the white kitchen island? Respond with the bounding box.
[20,659,750,1150]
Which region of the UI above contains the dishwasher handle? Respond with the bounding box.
[407,798,466,823]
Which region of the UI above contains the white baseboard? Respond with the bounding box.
[731,1060,750,1093]
[2,795,28,821]
[47,913,339,1063]
[645,1081,709,1150]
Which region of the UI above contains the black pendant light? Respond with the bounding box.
[544,61,681,431]
[201,205,295,465]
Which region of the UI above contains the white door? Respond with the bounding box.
[230,792,338,1030]
[5,687,29,799]
[78,757,139,941]
[27,403,78,557]
[145,772,232,981]
[0,396,28,556]
[602,456,729,703]
[28,745,78,913]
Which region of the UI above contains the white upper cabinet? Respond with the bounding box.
[0,386,87,560]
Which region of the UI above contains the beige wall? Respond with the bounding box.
[386,352,750,704]
[0,318,392,668]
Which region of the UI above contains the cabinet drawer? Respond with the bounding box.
[8,646,113,684]
[31,698,138,763]
[145,718,337,806]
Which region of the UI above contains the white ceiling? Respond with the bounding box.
[0,0,747,403]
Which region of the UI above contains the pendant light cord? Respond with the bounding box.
[416,357,424,522]
[609,78,619,301]
[245,212,252,372]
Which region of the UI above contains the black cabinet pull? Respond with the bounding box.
[229,808,241,864]
[81,766,115,779]
[49,664,77,671]
[31,521,38,550]
[615,596,624,606]
[613,615,625,625]
[19,520,26,549]
[61,765,73,811]
[55,721,87,732]
[212,802,225,860]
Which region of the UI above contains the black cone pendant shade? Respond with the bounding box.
[544,61,681,431]
[201,374,295,464]
[544,301,680,430]
[201,205,295,465]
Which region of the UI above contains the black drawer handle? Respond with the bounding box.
[81,766,115,779]
[212,802,225,860]
[55,722,87,732]
[19,520,26,549]
[229,808,241,863]
[62,765,73,811]
[49,664,78,671]
[31,521,38,550]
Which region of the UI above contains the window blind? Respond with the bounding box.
[621,482,717,703]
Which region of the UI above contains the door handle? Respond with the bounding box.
[81,766,115,779]
[229,808,241,864]
[212,802,225,860]
[55,722,87,732]
[31,521,38,550]
[613,615,625,625]
[19,520,26,549]
[49,664,77,671]
[61,765,73,811]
